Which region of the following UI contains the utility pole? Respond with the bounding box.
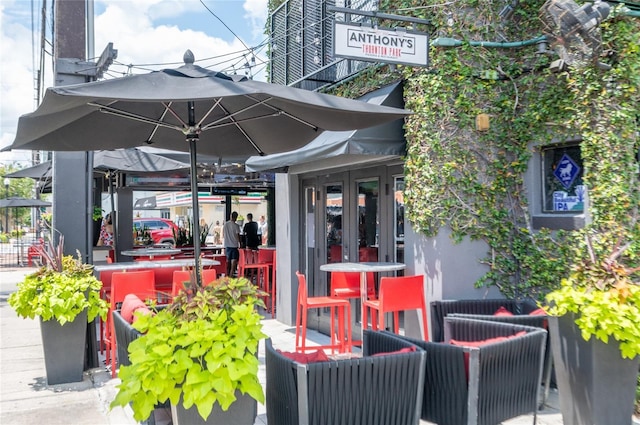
[52,1,116,264]
[52,0,116,370]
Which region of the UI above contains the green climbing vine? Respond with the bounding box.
[266,0,640,300]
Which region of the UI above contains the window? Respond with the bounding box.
[542,143,584,213]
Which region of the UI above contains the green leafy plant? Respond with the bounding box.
[92,207,104,221]
[545,222,640,359]
[134,224,152,246]
[111,277,268,421]
[8,235,108,325]
[173,216,210,247]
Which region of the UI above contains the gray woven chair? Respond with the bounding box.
[430,298,541,342]
[112,309,165,425]
[430,298,554,407]
[112,309,144,368]
[265,329,426,425]
[386,317,547,425]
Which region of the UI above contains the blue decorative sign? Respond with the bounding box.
[553,153,580,189]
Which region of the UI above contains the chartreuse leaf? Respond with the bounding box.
[8,254,108,325]
[110,277,266,420]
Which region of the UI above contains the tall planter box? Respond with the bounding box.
[39,309,88,385]
[170,391,257,425]
[549,313,639,425]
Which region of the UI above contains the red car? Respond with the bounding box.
[133,217,179,246]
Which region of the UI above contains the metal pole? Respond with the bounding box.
[187,100,203,287]
[4,178,9,234]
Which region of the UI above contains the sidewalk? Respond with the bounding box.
[1,267,567,425]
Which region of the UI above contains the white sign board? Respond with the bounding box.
[334,22,428,66]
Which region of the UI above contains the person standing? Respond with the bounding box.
[258,215,268,245]
[212,220,223,245]
[243,213,260,250]
[97,213,114,247]
[223,212,241,277]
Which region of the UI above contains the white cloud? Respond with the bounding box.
[0,0,268,164]
[244,0,269,40]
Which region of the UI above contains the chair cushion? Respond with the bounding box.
[372,346,417,357]
[277,349,330,363]
[529,308,547,316]
[450,331,527,379]
[121,294,147,323]
[494,306,514,316]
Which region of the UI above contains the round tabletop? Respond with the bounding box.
[121,248,182,257]
[94,258,220,272]
[319,262,406,273]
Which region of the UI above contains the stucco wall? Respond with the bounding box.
[404,219,502,339]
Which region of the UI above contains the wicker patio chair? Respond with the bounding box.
[265,329,426,425]
[386,317,547,425]
[430,298,554,407]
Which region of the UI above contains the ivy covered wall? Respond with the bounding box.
[400,0,639,299]
[267,0,640,300]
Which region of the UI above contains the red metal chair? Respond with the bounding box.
[238,248,270,291]
[362,275,429,339]
[171,269,218,299]
[295,271,352,354]
[330,271,376,300]
[358,246,378,262]
[106,270,156,377]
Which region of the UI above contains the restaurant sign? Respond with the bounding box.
[334,22,428,67]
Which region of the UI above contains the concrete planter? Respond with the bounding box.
[39,309,88,385]
[549,313,639,425]
[171,391,257,425]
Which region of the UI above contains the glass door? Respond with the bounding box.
[326,184,344,265]
[356,179,379,264]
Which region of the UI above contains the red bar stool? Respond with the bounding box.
[362,275,429,339]
[258,249,276,317]
[329,270,375,346]
[106,270,156,377]
[295,271,352,354]
[238,248,270,290]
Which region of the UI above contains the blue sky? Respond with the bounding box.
[0,0,269,165]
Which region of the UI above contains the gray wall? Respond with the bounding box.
[273,173,298,326]
[404,220,501,339]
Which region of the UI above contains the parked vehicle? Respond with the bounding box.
[133,218,179,246]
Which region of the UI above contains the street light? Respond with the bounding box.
[4,177,9,234]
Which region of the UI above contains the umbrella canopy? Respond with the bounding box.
[94,148,190,172]
[6,148,190,180]
[0,197,51,208]
[6,51,409,158]
[246,82,406,173]
[5,162,52,179]
[5,50,410,285]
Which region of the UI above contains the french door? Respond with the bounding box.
[299,165,404,336]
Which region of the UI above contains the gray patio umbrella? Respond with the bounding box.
[5,50,410,285]
[5,162,52,179]
[0,197,51,208]
[6,147,191,181]
[5,148,192,249]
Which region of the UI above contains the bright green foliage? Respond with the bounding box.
[8,253,108,325]
[546,222,640,359]
[110,277,268,422]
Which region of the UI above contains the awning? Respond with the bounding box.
[245,82,406,173]
[133,196,157,209]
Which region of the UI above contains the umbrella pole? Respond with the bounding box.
[187,105,203,287]
[108,172,118,260]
